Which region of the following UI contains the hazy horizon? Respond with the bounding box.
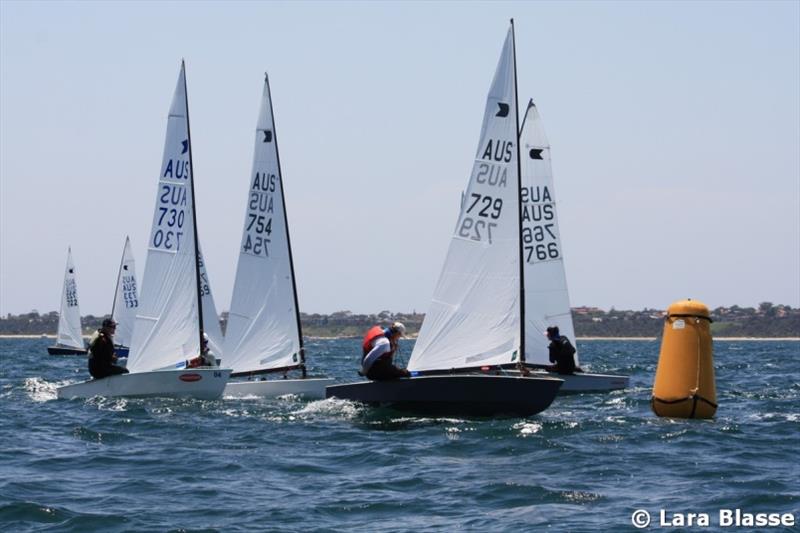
[2,1,799,317]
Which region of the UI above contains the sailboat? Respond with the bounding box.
[109,236,138,358]
[506,101,629,392]
[222,74,333,398]
[58,62,231,400]
[326,22,563,416]
[47,247,87,355]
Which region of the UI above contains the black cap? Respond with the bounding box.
[102,318,117,328]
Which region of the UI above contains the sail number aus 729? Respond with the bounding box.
[458,193,503,243]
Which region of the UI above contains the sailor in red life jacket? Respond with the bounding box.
[361,321,411,380]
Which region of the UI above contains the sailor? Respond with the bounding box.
[186,332,217,368]
[361,321,410,381]
[88,318,130,379]
[546,326,579,375]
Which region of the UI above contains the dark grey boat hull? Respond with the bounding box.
[47,345,87,356]
[326,375,563,416]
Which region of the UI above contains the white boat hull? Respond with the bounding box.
[57,368,232,400]
[224,377,334,399]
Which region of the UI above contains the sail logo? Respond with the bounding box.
[260,129,273,143]
[496,102,510,117]
[481,139,514,163]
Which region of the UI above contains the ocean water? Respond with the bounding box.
[0,338,797,532]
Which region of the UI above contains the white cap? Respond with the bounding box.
[391,321,407,337]
[202,332,209,343]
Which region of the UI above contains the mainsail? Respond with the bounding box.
[223,75,303,375]
[127,63,202,373]
[197,243,224,358]
[520,101,578,366]
[56,247,84,349]
[409,25,522,372]
[111,236,138,348]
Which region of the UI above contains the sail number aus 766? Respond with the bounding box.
[523,224,560,262]
[458,193,503,243]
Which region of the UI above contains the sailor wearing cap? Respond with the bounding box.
[88,318,130,379]
[361,321,411,381]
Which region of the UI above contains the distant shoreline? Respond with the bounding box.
[4,334,798,341]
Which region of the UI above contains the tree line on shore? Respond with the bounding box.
[2,303,798,338]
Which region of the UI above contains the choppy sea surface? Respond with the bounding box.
[1,338,798,532]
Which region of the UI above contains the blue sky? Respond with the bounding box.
[1,0,798,316]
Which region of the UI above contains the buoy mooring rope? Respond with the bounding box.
[651,299,717,419]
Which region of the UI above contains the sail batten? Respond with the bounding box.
[223,76,302,374]
[409,26,521,372]
[519,101,578,366]
[127,64,201,373]
[56,248,84,349]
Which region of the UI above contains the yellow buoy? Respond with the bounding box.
[652,299,717,419]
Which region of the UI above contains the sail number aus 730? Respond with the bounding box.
[458,193,503,243]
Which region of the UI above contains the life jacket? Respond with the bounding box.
[362,325,387,357]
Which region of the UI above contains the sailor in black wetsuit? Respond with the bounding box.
[546,326,579,375]
[88,319,130,379]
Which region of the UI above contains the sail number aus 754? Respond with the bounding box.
[242,214,272,257]
[523,224,560,262]
[458,193,503,243]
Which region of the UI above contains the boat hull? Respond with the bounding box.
[224,377,335,399]
[504,370,629,393]
[47,345,87,356]
[551,371,628,393]
[326,375,563,416]
[57,368,232,400]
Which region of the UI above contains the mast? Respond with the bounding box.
[266,73,307,377]
[110,236,128,320]
[182,60,206,350]
[511,19,526,364]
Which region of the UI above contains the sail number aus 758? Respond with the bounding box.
[458,193,503,243]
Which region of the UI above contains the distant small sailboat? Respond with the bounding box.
[48,247,87,355]
[507,101,629,393]
[327,22,563,416]
[109,236,138,358]
[223,74,333,398]
[58,62,231,399]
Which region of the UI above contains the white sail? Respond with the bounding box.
[127,64,201,373]
[197,243,224,358]
[56,247,84,349]
[520,102,578,366]
[409,26,521,372]
[223,75,302,374]
[111,236,138,348]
